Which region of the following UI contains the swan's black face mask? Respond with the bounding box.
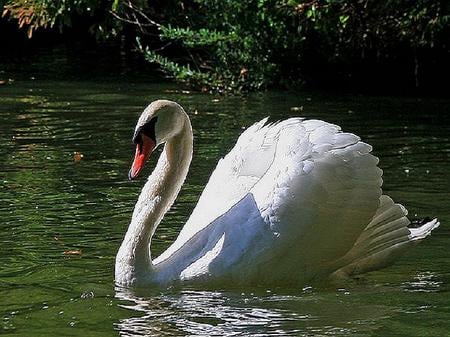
[129,117,158,180]
[132,117,158,151]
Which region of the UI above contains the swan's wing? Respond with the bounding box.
[249,119,383,276]
[155,117,383,270]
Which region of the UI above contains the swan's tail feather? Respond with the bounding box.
[409,218,440,241]
[333,195,439,277]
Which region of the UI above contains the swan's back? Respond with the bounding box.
[155,117,383,278]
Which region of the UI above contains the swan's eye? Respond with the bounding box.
[141,117,158,141]
[132,117,158,150]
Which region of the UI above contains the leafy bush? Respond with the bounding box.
[122,0,449,92]
[2,0,449,92]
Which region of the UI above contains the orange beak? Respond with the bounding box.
[128,134,155,180]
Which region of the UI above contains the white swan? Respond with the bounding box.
[115,100,439,287]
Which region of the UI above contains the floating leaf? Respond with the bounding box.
[73,152,84,161]
[63,250,82,256]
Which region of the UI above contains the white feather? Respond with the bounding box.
[154,117,399,284]
[116,101,439,287]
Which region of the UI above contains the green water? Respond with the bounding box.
[1,79,449,336]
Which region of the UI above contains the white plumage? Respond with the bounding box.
[115,100,439,287]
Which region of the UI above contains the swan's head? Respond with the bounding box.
[129,100,187,180]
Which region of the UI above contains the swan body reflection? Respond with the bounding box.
[115,100,439,287]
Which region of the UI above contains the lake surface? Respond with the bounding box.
[1,77,449,336]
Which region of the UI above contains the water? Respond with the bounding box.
[1,78,449,336]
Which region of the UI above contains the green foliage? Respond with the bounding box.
[138,0,295,92]
[160,26,238,47]
[133,0,448,92]
[2,0,449,92]
[138,38,216,86]
[1,0,120,38]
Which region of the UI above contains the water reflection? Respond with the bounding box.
[401,272,443,293]
[114,285,395,336]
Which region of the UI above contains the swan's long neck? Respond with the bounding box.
[115,117,193,286]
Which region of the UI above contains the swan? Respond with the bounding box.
[115,100,439,287]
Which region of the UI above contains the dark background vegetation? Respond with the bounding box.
[1,0,449,95]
